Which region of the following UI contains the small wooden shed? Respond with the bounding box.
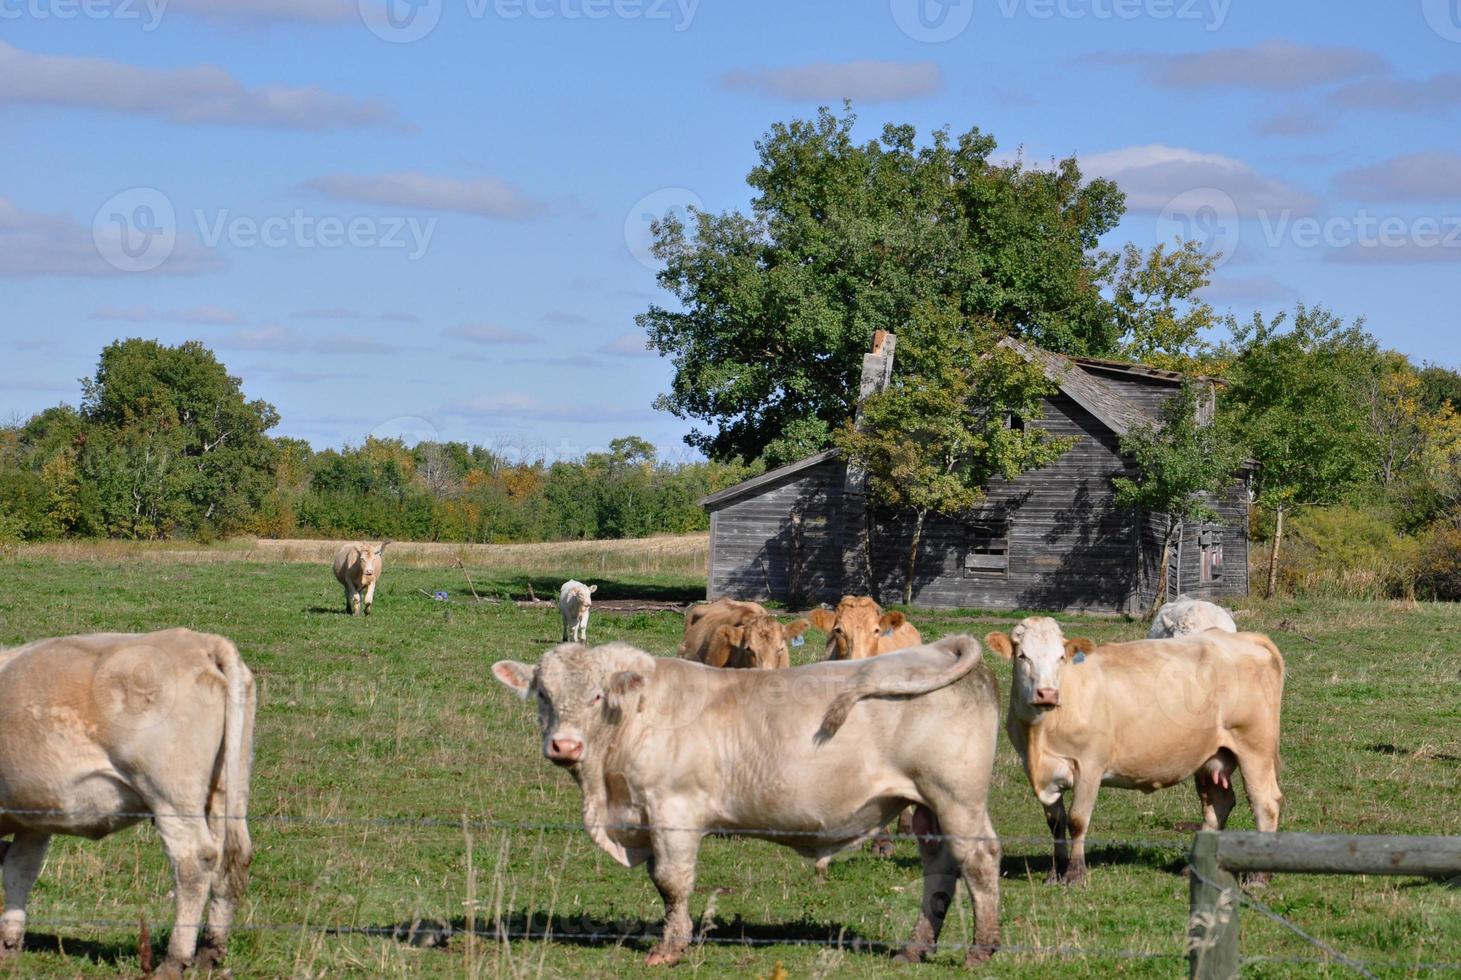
[701,336,1251,614]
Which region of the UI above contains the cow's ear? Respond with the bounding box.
[605,670,646,712]
[1065,637,1096,657]
[588,584,598,594]
[718,625,746,648]
[984,632,1014,660]
[808,608,835,632]
[379,540,392,553]
[783,618,811,640]
[879,610,907,631]
[491,660,535,698]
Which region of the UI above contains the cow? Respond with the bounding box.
[332,540,389,616]
[491,636,1002,967]
[985,617,1283,885]
[559,580,598,643]
[678,597,809,670]
[0,629,256,977]
[1148,595,1238,638]
[808,595,922,661]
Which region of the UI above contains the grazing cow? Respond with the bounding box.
[1148,595,1238,638]
[678,597,809,670]
[986,618,1283,884]
[559,580,598,643]
[333,540,389,616]
[0,629,255,977]
[492,636,1001,966]
[808,595,922,660]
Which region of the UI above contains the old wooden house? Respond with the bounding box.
[700,334,1251,614]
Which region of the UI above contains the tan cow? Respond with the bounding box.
[808,595,922,660]
[492,636,1001,967]
[0,629,256,976]
[333,540,389,616]
[678,597,809,670]
[986,618,1283,884]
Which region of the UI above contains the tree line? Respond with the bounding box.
[0,340,755,545]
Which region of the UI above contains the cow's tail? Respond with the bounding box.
[817,634,983,741]
[211,637,256,903]
[1245,631,1286,777]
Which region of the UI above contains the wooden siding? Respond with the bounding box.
[706,457,846,605]
[1135,479,1252,610]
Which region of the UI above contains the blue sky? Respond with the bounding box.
[3,0,1459,457]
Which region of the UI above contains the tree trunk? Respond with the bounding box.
[903,509,926,606]
[1147,518,1177,620]
[1265,504,1285,599]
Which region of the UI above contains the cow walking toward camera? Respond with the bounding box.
[333,540,389,616]
[0,629,256,978]
[492,636,1002,967]
[559,580,598,643]
[987,617,1283,885]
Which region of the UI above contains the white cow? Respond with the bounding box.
[559,580,598,643]
[0,629,256,977]
[1148,595,1238,638]
[333,540,389,616]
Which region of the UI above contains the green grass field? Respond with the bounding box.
[0,546,1457,977]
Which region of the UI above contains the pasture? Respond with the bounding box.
[0,540,1456,977]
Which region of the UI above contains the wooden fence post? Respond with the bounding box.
[1188,830,1240,980]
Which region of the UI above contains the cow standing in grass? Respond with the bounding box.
[0,629,256,977]
[560,580,598,643]
[808,595,922,660]
[492,636,1002,967]
[678,597,809,670]
[333,540,389,616]
[987,617,1284,885]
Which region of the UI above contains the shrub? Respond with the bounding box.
[1274,504,1419,599]
[1412,524,1461,602]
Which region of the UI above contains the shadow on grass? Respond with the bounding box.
[993,844,1188,879]
[356,909,888,956]
[306,605,352,615]
[1367,743,1461,764]
[512,575,703,605]
[14,930,144,968]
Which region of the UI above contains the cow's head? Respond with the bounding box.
[491,642,656,769]
[985,617,1094,720]
[357,543,386,584]
[808,596,913,660]
[575,583,598,607]
[715,615,808,669]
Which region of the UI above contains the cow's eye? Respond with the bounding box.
[589,692,603,706]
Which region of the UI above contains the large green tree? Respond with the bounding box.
[639,106,1129,466]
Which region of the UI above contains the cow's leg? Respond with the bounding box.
[1062,776,1101,885]
[1042,796,1070,883]
[1195,751,1238,831]
[895,805,958,963]
[197,785,247,969]
[561,615,571,643]
[0,832,49,957]
[1233,745,1283,888]
[645,829,701,966]
[154,812,221,973]
[945,807,1001,965]
[363,579,377,615]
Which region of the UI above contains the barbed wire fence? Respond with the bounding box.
[3,806,1458,975]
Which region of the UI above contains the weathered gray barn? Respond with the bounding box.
[701,336,1251,614]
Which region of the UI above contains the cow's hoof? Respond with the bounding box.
[194,940,226,971]
[645,945,686,966]
[1060,869,1087,886]
[893,946,928,964]
[870,839,895,858]
[963,944,996,967]
[152,959,188,980]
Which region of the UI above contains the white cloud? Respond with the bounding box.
[0,42,396,130]
[1080,41,1386,91]
[218,324,398,353]
[1200,275,1298,305]
[92,303,242,324]
[0,197,220,278]
[720,60,943,103]
[1335,152,1461,201]
[445,323,540,344]
[291,308,420,322]
[1329,72,1461,114]
[1080,144,1317,216]
[304,172,543,219]
[444,392,652,423]
[1251,109,1331,139]
[601,331,654,357]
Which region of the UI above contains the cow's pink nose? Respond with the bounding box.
[1032,688,1061,707]
[547,737,584,765]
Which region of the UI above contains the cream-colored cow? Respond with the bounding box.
[808,595,922,660]
[492,636,1002,967]
[987,617,1283,884]
[1148,595,1238,638]
[678,597,809,670]
[333,540,389,616]
[0,629,256,977]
